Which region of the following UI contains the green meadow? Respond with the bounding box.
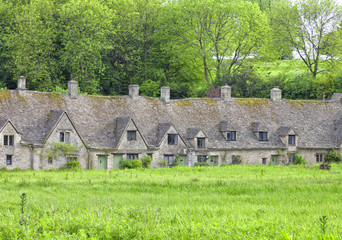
[0,165,342,239]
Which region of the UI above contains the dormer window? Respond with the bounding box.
[227,131,236,141]
[127,131,136,141]
[288,135,295,145]
[258,132,268,141]
[197,137,205,148]
[4,135,14,146]
[168,134,178,145]
[60,132,70,143]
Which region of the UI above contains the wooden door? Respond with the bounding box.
[178,155,187,166]
[98,156,107,170]
[271,156,278,166]
[210,156,218,166]
[113,155,123,169]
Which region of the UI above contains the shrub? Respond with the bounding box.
[172,157,181,167]
[194,162,209,167]
[158,160,168,168]
[61,161,81,170]
[142,156,152,168]
[122,159,142,169]
[325,150,342,163]
[320,163,331,170]
[294,154,307,165]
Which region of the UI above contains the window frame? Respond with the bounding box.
[127,131,137,141]
[164,155,175,165]
[60,132,70,143]
[6,155,12,165]
[288,135,296,145]
[258,132,268,141]
[288,153,295,164]
[316,153,324,163]
[4,135,14,146]
[127,154,139,160]
[48,157,53,164]
[227,131,236,141]
[262,158,267,165]
[167,134,178,145]
[197,137,206,148]
[66,156,78,162]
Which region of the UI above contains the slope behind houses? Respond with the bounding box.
[1,77,342,170]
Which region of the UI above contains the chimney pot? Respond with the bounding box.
[270,87,281,101]
[129,84,139,99]
[68,79,78,99]
[160,86,170,103]
[17,76,27,90]
[221,85,231,102]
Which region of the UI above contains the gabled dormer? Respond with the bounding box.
[187,128,207,149]
[156,122,187,148]
[220,120,237,141]
[114,116,148,150]
[0,119,21,147]
[252,122,269,142]
[277,126,297,147]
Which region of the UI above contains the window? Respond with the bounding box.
[127,154,138,160]
[48,157,53,164]
[197,155,207,163]
[127,131,136,141]
[262,158,267,165]
[164,155,174,165]
[288,153,295,164]
[168,134,178,145]
[60,132,70,143]
[258,132,268,141]
[316,154,324,163]
[288,135,296,145]
[227,131,236,141]
[232,155,242,164]
[4,135,14,146]
[197,137,205,148]
[67,156,77,162]
[6,155,12,165]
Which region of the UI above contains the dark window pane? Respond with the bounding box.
[168,134,178,145]
[65,132,70,143]
[127,154,138,160]
[164,155,174,165]
[197,138,205,148]
[127,131,136,141]
[227,131,236,141]
[60,132,64,142]
[9,135,14,145]
[4,135,8,145]
[288,135,295,145]
[259,132,267,141]
[6,155,12,165]
[197,155,207,162]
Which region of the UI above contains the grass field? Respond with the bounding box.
[1,164,342,239]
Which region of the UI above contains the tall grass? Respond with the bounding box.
[0,165,341,239]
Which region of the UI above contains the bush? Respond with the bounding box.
[158,160,167,168]
[172,157,180,167]
[194,162,209,167]
[61,161,81,170]
[320,163,331,170]
[122,159,142,169]
[142,156,152,168]
[325,150,342,163]
[294,154,307,165]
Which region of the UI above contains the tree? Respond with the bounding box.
[271,0,342,78]
[58,0,114,94]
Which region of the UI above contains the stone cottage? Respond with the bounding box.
[1,76,341,170]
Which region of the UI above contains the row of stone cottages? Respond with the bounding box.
[1,77,341,170]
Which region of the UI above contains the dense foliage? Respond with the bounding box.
[0,0,342,99]
[0,165,342,239]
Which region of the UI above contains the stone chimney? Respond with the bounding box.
[220,85,231,102]
[17,76,27,90]
[270,87,281,101]
[68,79,78,99]
[160,86,170,103]
[129,84,139,99]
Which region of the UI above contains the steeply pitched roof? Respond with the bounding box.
[187,128,202,138]
[252,122,269,132]
[43,110,65,140]
[277,126,294,137]
[0,90,341,150]
[156,122,172,147]
[113,116,131,148]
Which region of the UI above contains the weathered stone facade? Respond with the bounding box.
[1,77,342,170]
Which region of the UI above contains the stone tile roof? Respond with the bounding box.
[156,123,172,147]
[0,90,341,150]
